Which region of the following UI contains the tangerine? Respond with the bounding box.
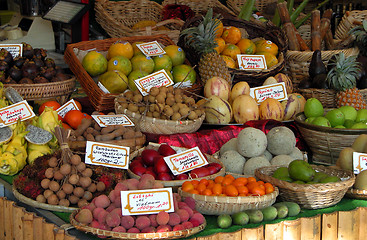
[207,180,215,189]
[237,185,249,195]
[64,110,86,129]
[191,180,200,187]
[222,44,241,60]
[264,183,275,194]
[255,39,278,56]
[107,41,134,60]
[202,188,213,196]
[62,122,72,129]
[74,100,82,111]
[153,54,173,72]
[196,183,207,194]
[214,176,224,184]
[236,38,256,54]
[107,55,132,76]
[212,183,223,195]
[39,101,61,115]
[199,179,209,186]
[247,177,257,183]
[224,174,235,181]
[233,177,248,187]
[189,189,199,194]
[172,64,196,84]
[182,182,194,192]
[221,26,242,44]
[222,177,234,186]
[131,55,155,74]
[214,38,226,54]
[132,41,144,56]
[250,186,266,196]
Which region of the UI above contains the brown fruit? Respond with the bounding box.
[40,179,50,189]
[44,168,54,179]
[70,154,82,165]
[69,174,80,185]
[96,181,106,192]
[48,157,58,167]
[62,183,74,194]
[53,170,64,180]
[49,181,60,192]
[73,187,85,198]
[60,164,72,175]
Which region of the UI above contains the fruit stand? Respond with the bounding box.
[1,0,367,239]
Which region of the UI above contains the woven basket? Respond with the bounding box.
[4,76,76,104]
[346,188,367,200]
[255,165,355,209]
[70,209,206,239]
[178,16,288,87]
[95,0,184,43]
[64,35,200,112]
[226,0,278,14]
[127,143,225,191]
[178,186,278,215]
[294,112,367,165]
[335,10,367,40]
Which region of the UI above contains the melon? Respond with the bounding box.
[237,127,267,158]
[262,76,278,86]
[267,126,296,155]
[281,94,301,120]
[230,81,250,102]
[232,95,259,124]
[204,96,233,124]
[204,76,231,101]
[292,93,306,112]
[274,73,293,94]
[259,98,285,121]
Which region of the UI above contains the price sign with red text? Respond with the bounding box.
[121,188,174,215]
[92,114,134,127]
[0,44,23,58]
[0,100,35,127]
[136,41,166,57]
[237,54,267,70]
[164,147,208,175]
[353,152,367,174]
[249,82,287,104]
[56,99,80,118]
[134,69,174,96]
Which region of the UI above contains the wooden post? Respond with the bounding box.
[277,2,300,51]
[320,9,333,40]
[0,198,5,239]
[4,200,13,240]
[300,215,321,240]
[283,218,301,239]
[322,211,338,240]
[23,212,34,240]
[33,216,43,240]
[358,207,367,239]
[265,222,284,239]
[13,205,24,240]
[311,10,322,51]
[338,208,359,240]
[242,225,264,240]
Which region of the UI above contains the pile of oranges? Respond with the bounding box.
[213,21,279,69]
[181,174,275,197]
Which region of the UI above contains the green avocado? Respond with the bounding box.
[313,172,329,183]
[288,160,316,182]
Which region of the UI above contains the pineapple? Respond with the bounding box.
[180,9,231,84]
[326,52,367,110]
[351,20,367,57]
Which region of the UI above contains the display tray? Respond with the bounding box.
[70,209,206,239]
[346,188,367,200]
[12,185,78,213]
[202,120,294,127]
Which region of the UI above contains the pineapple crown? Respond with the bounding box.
[180,8,221,56]
[326,52,361,91]
[350,20,367,57]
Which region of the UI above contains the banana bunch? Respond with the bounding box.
[0,121,28,175]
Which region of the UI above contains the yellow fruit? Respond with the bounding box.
[107,55,132,76]
[132,20,157,30]
[107,41,134,60]
[236,39,256,54]
[221,26,242,44]
[215,19,224,38]
[255,39,278,56]
[222,44,241,60]
[172,64,196,84]
[164,45,186,66]
[214,38,226,54]
[153,54,173,72]
[221,55,236,68]
[98,70,128,94]
[132,41,145,56]
[256,52,278,68]
[128,70,149,91]
[82,51,107,77]
[131,55,155,74]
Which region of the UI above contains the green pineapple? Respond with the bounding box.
[180,9,231,84]
[351,20,367,57]
[326,52,366,110]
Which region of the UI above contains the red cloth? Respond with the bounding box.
[154,120,308,155]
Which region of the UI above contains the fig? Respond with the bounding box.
[8,66,22,81]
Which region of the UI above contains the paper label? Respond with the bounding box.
[237,54,267,70]
[164,147,208,175]
[92,114,134,127]
[134,69,174,96]
[353,152,367,174]
[56,99,80,118]
[121,188,174,215]
[0,44,23,58]
[136,41,166,56]
[249,82,287,104]
[98,81,110,94]
[0,100,35,127]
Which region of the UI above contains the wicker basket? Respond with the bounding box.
[64,35,199,112]
[226,0,278,14]
[70,208,206,239]
[178,186,278,215]
[255,165,355,209]
[94,0,184,43]
[335,10,367,40]
[178,16,288,87]
[294,112,367,165]
[127,143,225,190]
[4,76,76,104]
[346,188,367,200]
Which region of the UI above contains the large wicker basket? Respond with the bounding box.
[294,112,367,165]
[226,0,278,14]
[94,0,184,43]
[255,165,355,209]
[335,10,367,40]
[178,186,279,215]
[178,16,288,87]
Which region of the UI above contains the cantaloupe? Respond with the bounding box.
[266,126,296,155]
[220,150,246,174]
[270,155,294,166]
[237,127,267,158]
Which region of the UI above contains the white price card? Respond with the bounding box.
[136,41,166,56]
[237,54,267,70]
[121,188,174,216]
[98,81,110,94]
[164,147,208,175]
[92,114,134,127]
[56,99,80,118]
[0,100,35,127]
[134,69,174,96]
[85,141,130,169]
[0,44,23,58]
[353,152,367,174]
[249,82,288,104]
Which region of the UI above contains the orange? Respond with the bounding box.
[64,110,86,129]
[247,177,257,183]
[225,185,239,197]
[82,51,108,77]
[62,122,72,129]
[214,176,224,184]
[255,39,278,56]
[214,38,226,54]
[222,44,241,60]
[264,183,275,194]
[212,183,223,195]
[233,177,248,187]
[74,100,82,111]
[222,177,234,186]
[221,55,237,69]
[251,186,266,196]
[182,181,194,192]
[131,55,155,74]
[39,101,61,115]
[236,38,256,54]
[107,55,132,76]
[107,41,134,60]
[224,174,235,182]
[196,183,207,194]
[257,181,265,186]
[132,41,144,56]
[189,189,199,194]
[237,185,249,195]
[215,19,224,38]
[256,52,278,68]
[199,179,209,186]
[207,180,215,189]
[246,181,259,191]
[221,26,242,44]
[191,180,199,187]
[202,189,213,196]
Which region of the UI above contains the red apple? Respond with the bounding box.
[175,174,189,180]
[141,149,160,166]
[132,166,147,176]
[158,144,177,156]
[157,172,173,181]
[189,167,210,178]
[154,158,170,173]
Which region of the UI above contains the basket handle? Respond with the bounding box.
[140,18,185,36]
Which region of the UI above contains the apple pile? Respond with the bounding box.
[129,144,222,181]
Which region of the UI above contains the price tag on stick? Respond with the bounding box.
[0,100,35,127]
[134,69,174,96]
[249,82,288,104]
[92,114,134,127]
[237,54,267,70]
[353,152,367,174]
[56,99,80,118]
[164,147,208,175]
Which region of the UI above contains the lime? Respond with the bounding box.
[107,55,132,76]
[304,98,324,118]
[339,105,357,121]
[311,116,331,127]
[356,109,367,122]
[344,119,355,128]
[351,122,367,129]
[153,54,173,72]
[217,214,232,228]
[232,211,249,226]
[293,180,305,184]
[305,117,316,123]
[325,109,345,127]
[277,176,293,182]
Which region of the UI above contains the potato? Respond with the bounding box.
[270,155,294,166]
[266,126,296,155]
[220,138,238,156]
[220,150,246,174]
[237,127,267,158]
[243,156,270,176]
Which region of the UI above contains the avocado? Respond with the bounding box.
[288,160,316,182]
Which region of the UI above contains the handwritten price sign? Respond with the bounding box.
[122,188,174,215]
[136,41,166,57]
[0,100,35,127]
[56,99,80,118]
[135,69,174,96]
[237,54,267,70]
[0,44,23,58]
[249,82,287,104]
[164,147,208,175]
[92,114,134,127]
[85,141,129,169]
[353,152,367,174]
